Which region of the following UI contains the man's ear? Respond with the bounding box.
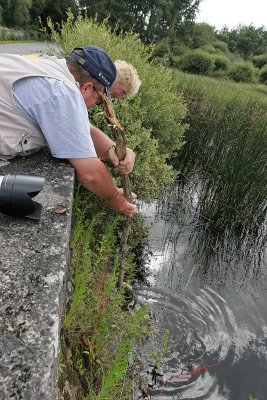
[80,81,93,95]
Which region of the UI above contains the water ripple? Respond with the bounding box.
[137,206,267,399]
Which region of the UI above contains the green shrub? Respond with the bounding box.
[228,61,256,82]
[252,54,267,69]
[151,38,170,59]
[259,65,267,83]
[179,50,214,75]
[171,44,190,57]
[212,40,229,54]
[201,44,221,54]
[212,54,230,71]
[169,54,181,68]
[46,12,187,200]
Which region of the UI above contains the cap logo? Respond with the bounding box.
[99,72,110,86]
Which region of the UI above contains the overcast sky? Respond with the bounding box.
[195,0,267,30]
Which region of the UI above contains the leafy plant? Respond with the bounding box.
[151,38,170,58]
[179,50,214,75]
[201,44,220,54]
[259,65,267,84]
[228,61,257,82]
[169,54,181,68]
[171,43,190,57]
[212,54,230,71]
[252,54,267,69]
[149,329,170,367]
[212,40,229,54]
[59,189,150,399]
[89,306,148,400]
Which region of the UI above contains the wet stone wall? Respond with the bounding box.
[0,149,75,400]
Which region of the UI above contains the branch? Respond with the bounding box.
[100,94,133,288]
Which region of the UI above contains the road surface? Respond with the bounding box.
[0,41,59,55]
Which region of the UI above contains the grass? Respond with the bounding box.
[173,71,267,103]
[58,186,149,400]
[171,71,267,246]
[0,24,43,42]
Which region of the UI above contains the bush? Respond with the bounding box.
[259,65,267,84]
[252,54,267,69]
[47,12,187,200]
[0,25,41,40]
[212,40,229,54]
[179,50,214,75]
[201,45,221,54]
[169,54,181,68]
[212,54,230,71]
[171,44,190,57]
[228,61,256,82]
[151,38,170,59]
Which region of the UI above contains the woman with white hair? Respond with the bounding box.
[111,60,141,98]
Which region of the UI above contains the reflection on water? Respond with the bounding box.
[136,198,267,400]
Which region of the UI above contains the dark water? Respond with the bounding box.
[136,197,267,400]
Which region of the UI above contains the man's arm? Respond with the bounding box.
[68,157,136,216]
[90,124,135,174]
[90,124,115,159]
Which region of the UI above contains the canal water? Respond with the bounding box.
[136,186,267,400]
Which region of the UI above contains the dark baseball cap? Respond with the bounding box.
[70,46,116,100]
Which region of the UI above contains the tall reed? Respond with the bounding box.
[172,72,267,242]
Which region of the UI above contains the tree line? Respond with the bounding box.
[0,0,267,61]
[0,0,78,28]
[0,0,200,42]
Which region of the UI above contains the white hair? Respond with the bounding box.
[114,60,141,97]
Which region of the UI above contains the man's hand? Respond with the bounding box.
[108,146,136,174]
[90,125,136,174]
[106,188,137,217]
[69,157,137,217]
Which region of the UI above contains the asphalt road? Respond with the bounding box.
[0,41,59,55]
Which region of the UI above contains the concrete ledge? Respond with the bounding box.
[0,149,75,400]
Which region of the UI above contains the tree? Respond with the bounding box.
[166,0,200,43]
[30,0,46,26]
[38,0,78,27]
[79,0,200,43]
[189,22,216,48]
[217,25,267,59]
[1,0,16,26]
[0,0,78,28]
[1,0,32,27]
[14,0,32,26]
